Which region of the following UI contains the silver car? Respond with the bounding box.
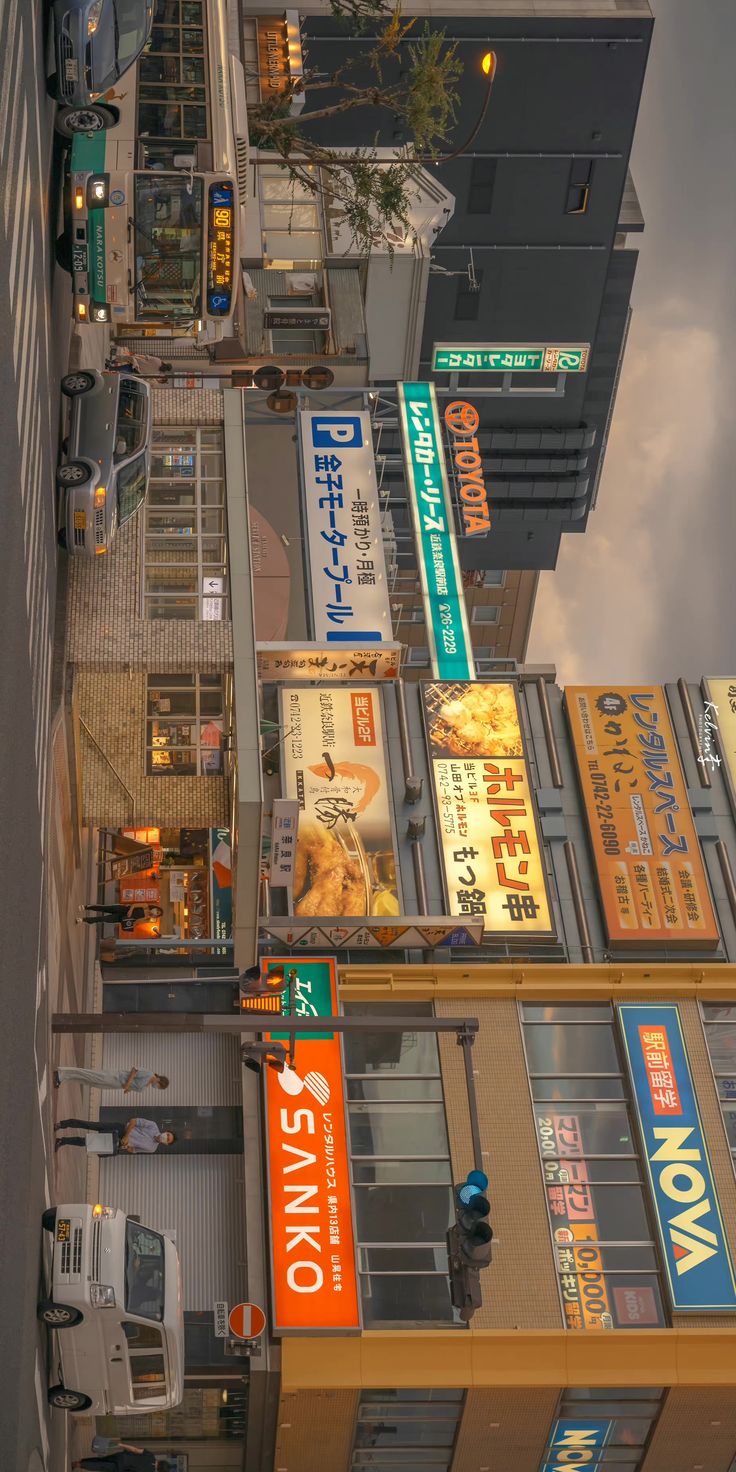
[57,369,151,557]
[52,0,154,137]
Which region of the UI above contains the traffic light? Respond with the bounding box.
[447,1169,493,1322]
[239,964,291,1003]
[241,1040,288,1075]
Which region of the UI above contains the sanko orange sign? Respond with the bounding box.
[566,686,719,949]
[264,959,360,1332]
[443,400,491,537]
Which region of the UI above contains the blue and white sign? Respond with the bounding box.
[397,381,474,680]
[619,1004,736,1311]
[541,1419,612,1472]
[299,410,391,645]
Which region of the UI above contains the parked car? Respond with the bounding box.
[51,0,154,136]
[39,1203,184,1414]
[57,369,151,556]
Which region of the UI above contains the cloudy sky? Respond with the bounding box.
[527,0,736,684]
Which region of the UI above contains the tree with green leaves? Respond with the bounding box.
[247,2,462,256]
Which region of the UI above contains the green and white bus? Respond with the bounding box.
[68,0,247,343]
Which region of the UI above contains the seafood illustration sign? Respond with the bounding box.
[422,682,553,936]
[566,687,719,948]
[262,957,360,1331]
[278,686,400,919]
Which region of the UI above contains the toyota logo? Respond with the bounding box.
[444,400,479,436]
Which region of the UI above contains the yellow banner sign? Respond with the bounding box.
[566,687,719,949]
[422,682,554,935]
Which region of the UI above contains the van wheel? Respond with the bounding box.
[55,234,72,273]
[48,1384,92,1412]
[55,105,115,138]
[56,460,89,488]
[61,372,95,397]
[38,1300,82,1328]
[42,1208,57,1233]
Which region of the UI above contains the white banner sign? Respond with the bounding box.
[213,1301,229,1337]
[269,798,300,887]
[299,410,392,645]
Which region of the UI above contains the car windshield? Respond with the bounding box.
[115,380,147,461]
[134,176,203,321]
[117,453,148,523]
[125,1221,165,1321]
[96,0,152,92]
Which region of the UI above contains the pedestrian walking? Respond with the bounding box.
[77,902,163,930]
[73,1441,178,1471]
[54,1066,169,1093]
[54,1117,175,1153]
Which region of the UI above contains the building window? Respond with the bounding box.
[143,428,228,621]
[454,271,483,321]
[483,569,506,587]
[548,1388,664,1471]
[406,645,430,666]
[260,167,323,268]
[343,1004,457,1326]
[146,674,226,776]
[467,157,496,215]
[521,1003,667,1329]
[268,294,326,355]
[471,604,500,624]
[701,1005,736,1162]
[351,1390,464,1472]
[566,158,594,214]
[138,0,209,143]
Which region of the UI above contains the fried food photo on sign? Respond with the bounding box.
[293,823,367,916]
[428,683,522,758]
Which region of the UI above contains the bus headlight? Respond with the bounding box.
[90,301,110,323]
[90,1283,115,1307]
[87,174,109,208]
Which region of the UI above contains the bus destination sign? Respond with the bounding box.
[207,182,235,316]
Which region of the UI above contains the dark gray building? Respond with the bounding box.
[277,2,653,570]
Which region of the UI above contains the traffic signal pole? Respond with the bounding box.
[52,1011,484,1172]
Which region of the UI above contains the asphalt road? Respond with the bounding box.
[0,0,75,1466]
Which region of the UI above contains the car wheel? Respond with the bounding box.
[47,1385,92,1412]
[56,461,89,488]
[55,234,72,273]
[38,1300,82,1328]
[41,1208,57,1233]
[61,372,95,398]
[57,528,68,550]
[46,71,59,98]
[55,105,115,138]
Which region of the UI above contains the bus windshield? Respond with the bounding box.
[134,176,204,321]
[125,1221,166,1321]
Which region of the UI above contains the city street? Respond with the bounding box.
[0,1,89,1467]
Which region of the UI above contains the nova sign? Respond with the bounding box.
[443,400,490,537]
[619,1005,736,1310]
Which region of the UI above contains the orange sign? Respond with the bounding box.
[443,399,491,537]
[566,687,719,949]
[264,959,359,1332]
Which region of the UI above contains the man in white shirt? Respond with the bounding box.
[54,1117,175,1154]
[54,1067,169,1094]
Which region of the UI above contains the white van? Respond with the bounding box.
[39,1203,184,1414]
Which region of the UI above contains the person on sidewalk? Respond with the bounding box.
[55,1117,175,1153]
[54,1065,169,1094]
[73,1443,177,1471]
[77,902,163,930]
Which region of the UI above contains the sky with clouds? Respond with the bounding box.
[527,0,736,685]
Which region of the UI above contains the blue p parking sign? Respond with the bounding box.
[310,415,363,448]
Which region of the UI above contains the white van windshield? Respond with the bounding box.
[125,1221,165,1321]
